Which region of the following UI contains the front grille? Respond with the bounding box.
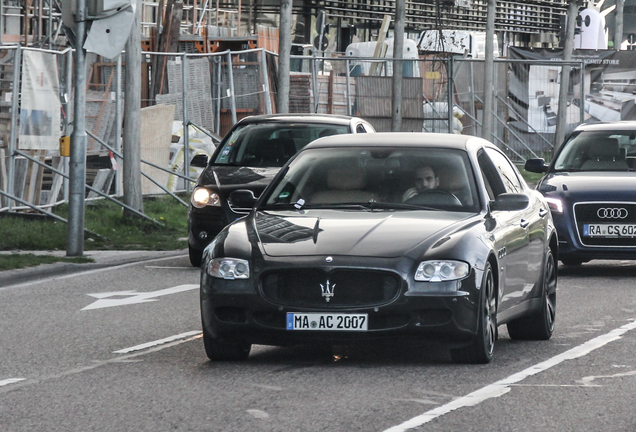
[574,202,636,247]
[261,269,401,307]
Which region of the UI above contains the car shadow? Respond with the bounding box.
[558,260,636,277]
[237,340,455,367]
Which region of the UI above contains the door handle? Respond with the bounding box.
[520,219,530,228]
[539,209,548,218]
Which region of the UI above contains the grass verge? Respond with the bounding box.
[0,253,94,271]
[0,194,189,270]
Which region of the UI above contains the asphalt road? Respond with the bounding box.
[1,255,636,432]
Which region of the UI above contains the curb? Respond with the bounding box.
[0,249,189,288]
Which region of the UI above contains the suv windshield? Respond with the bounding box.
[213,122,350,167]
[553,130,636,172]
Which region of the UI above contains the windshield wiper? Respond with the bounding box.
[304,202,438,211]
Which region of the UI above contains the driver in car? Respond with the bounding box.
[403,165,439,202]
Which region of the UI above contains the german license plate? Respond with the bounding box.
[286,313,368,331]
[584,224,636,237]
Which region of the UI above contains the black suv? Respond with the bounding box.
[187,114,375,266]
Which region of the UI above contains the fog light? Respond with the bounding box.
[198,231,208,240]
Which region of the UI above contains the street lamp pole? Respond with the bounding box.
[67,0,88,256]
[391,0,405,131]
[481,0,496,141]
[277,0,292,113]
[554,0,579,154]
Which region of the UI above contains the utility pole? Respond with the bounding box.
[615,0,624,49]
[277,0,292,113]
[67,0,88,257]
[123,0,144,217]
[481,0,496,141]
[391,0,405,131]
[554,0,579,154]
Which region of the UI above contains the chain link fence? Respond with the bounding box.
[0,45,588,215]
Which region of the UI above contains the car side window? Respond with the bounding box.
[477,150,505,199]
[484,148,523,193]
[356,123,367,133]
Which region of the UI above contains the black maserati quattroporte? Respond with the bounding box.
[200,133,558,364]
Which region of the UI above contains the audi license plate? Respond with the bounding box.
[286,313,368,331]
[584,224,636,237]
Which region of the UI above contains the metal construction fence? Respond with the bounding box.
[0,44,588,216]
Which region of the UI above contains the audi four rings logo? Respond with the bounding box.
[597,208,629,219]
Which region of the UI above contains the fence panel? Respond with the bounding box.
[1,46,593,217]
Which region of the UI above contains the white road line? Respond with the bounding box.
[384,319,636,432]
[0,254,188,292]
[145,266,194,269]
[1,334,203,395]
[113,331,202,354]
[0,378,26,387]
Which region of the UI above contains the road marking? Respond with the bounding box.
[82,284,198,310]
[1,333,202,395]
[0,378,25,387]
[247,409,270,419]
[145,266,194,269]
[577,370,636,386]
[113,331,202,354]
[384,319,636,432]
[0,254,188,291]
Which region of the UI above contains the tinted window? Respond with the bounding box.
[263,146,480,213]
[484,148,523,193]
[213,123,350,167]
[553,130,634,172]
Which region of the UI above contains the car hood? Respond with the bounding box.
[539,172,636,198]
[198,166,281,190]
[254,210,474,258]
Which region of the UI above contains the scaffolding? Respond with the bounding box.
[2,0,568,51]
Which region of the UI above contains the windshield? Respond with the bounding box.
[262,146,480,213]
[213,122,350,167]
[553,130,636,172]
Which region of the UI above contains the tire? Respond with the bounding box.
[189,244,202,267]
[507,249,557,341]
[203,331,251,361]
[451,262,497,364]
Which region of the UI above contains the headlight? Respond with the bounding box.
[191,187,221,208]
[207,258,250,279]
[545,197,563,214]
[415,260,470,282]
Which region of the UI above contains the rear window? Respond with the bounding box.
[214,123,350,167]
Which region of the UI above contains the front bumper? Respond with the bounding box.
[200,267,481,348]
[188,205,247,252]
[553,211,636,262]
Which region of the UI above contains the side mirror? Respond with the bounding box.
[229,190,258,209]
[190,154,209,168]
[524,158,548,173]
[490,193,529,211]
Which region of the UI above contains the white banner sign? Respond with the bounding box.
[19,50,61,150]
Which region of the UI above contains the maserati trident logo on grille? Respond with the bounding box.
[597,207,628,219]
[320,280,336,302]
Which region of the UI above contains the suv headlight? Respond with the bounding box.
[545,197,563,214]
[191,187,221,208]
[207,258,250,279]
[415,260,470,282]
